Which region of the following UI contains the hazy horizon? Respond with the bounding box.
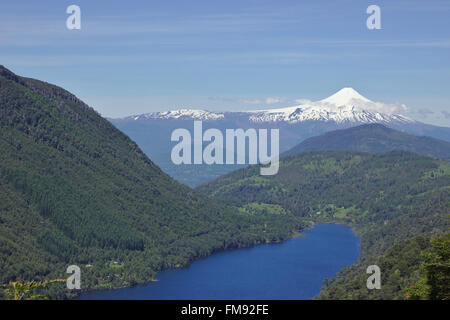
[1,0,449,126]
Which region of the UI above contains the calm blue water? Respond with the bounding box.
[79,224,360,300]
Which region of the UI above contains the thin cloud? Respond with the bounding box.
[294,39,450,48]
[416,109,435,118]
[442,110,450,119]
[209,96,285,106]
[294,98,313,104]
[265,97,282,104]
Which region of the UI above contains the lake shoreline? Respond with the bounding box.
[77,223,360,300]
[72,224,307,299]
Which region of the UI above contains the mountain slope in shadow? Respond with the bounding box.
[283,123,450,160]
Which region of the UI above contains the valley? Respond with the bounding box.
[0,66,448,300]
[197,151,450,299]
[0,66,304,299]
[111,88,450,187]
[1,0,449,304]
[78,224,361,300]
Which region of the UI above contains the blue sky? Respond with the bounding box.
[1,0,449,126]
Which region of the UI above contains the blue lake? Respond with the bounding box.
[79,224,360,300]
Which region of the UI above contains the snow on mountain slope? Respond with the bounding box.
[122,88,414,124]
[320,87,371,105]
[130,109,225,121]
[248,106,410,124]
[249,88,413,124]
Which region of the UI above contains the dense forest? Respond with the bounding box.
[0,66,306,299]
[198,151,450,299]
[318,232,449,300]
[1,65,448,300]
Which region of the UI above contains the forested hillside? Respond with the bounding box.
[198,151,450,299]
[318,232,449,300]
[282,123,450,160]
[0,66,304,299]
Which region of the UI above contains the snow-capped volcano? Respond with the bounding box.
[120,88,413,125]
[110,88,450,187]
[320,87,371,105]
[248,88,413,124]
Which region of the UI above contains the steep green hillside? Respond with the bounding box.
[0,66,304,299]
[198,151,450,299]
[283,124,450,160]
[318,232,450,300]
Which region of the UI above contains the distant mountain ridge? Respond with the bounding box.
[121,88,414,125]
[111,88,450,186]
[283,124,450,160]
